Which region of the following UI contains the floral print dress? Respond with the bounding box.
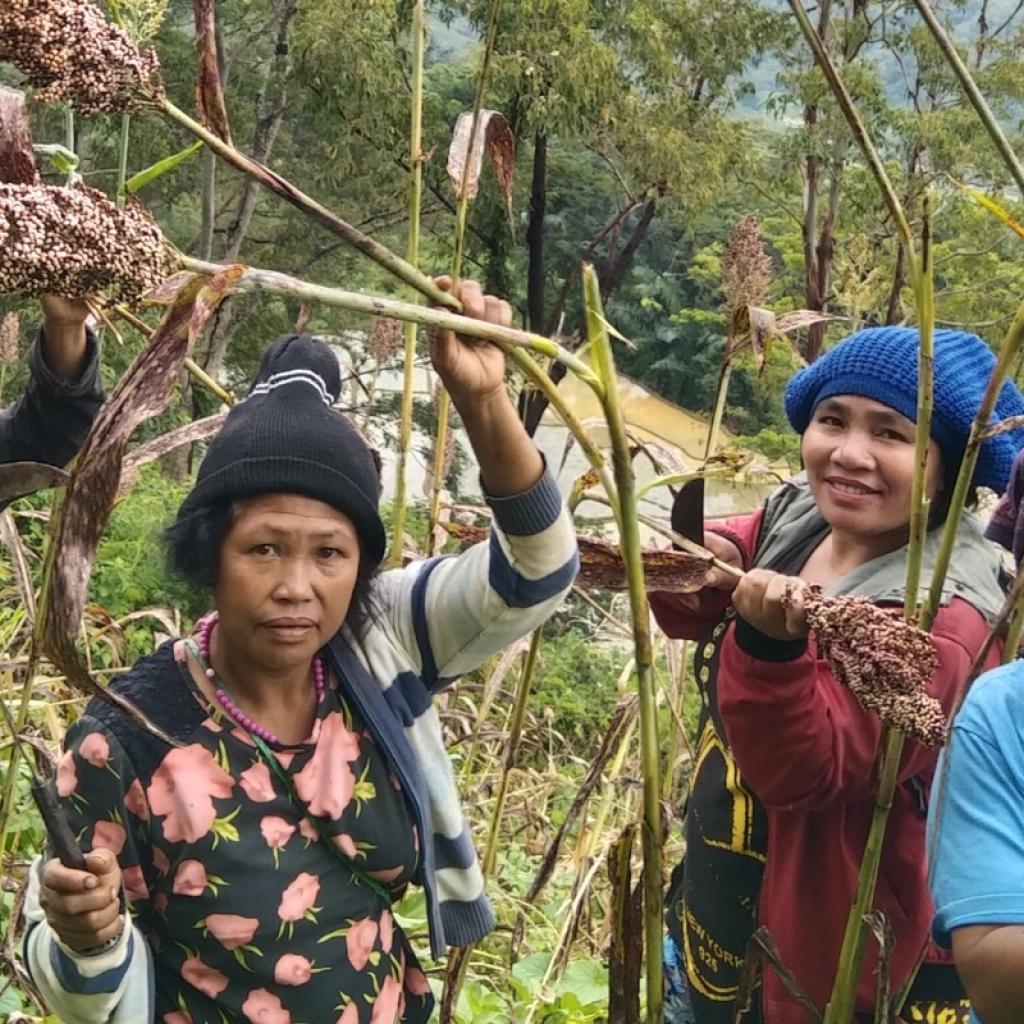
[56,640,432,1024]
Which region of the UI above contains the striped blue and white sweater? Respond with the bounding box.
[23,468,578,1023]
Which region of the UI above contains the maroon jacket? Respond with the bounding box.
[651,507,1000,1024]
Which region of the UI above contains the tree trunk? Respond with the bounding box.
[526,133,548,332]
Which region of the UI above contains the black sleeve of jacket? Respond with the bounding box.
[0,327,103,484]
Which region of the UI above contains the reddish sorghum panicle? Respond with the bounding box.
[0,184,174,308]
[368,317,403,362]
[792,587,947,747]
[0,311,19,366]
[0,0,163,116]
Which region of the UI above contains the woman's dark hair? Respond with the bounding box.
[164,499,378,628]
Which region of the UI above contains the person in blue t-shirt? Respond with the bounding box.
[928,660,1024,1024]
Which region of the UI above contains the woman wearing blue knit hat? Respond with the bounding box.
[651,325,1024,1024]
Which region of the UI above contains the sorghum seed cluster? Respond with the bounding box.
[0,184,174,307]
[368,317,403,362]
[797,587,947,747]
[0,312,19,366]
[0,0,162,116]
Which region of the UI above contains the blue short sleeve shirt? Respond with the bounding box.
[928,661,1024,1020]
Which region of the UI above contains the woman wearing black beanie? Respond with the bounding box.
[24,279,579,1024]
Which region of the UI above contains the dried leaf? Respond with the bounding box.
[41,266,242,742]
[144,270,198,305]
[0,462,69,505]
[748,306,778,373]
[773,309,845,336]
[192,0,232,145]
[0,510,35,623]
[446,109,516,217]
[118,412,228,496]
[0,87,38,185]
[607,822,642,1024]
[953,178,1024,241]
[442,520,713,592]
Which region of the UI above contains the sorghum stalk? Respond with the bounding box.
[427,0,505,555]
[388,0,426,568]
[177,256,605,393]
[583,264,664,1023]
[158,97,458,310]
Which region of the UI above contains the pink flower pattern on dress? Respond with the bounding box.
[346,918,378,972]
[241,988,291,1024]
[370,973,404,1023]
[273,953,312,986]
[260,816,295,850]
[182,955,229,998]
[58,680,429,1023]
[205,913,260,951]
[78,732,110,768]
[146,743,234,843]
[278,872,320,922]
[335,1004,359,1024]
[123,778,149,821]
[240,762,276,803]
[172,860,208,897]
[92,819,126,856]
[56,750,77,798]
[122,865,150,903]
[292,714,360,819]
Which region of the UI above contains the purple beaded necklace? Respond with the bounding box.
[194,613,325,746]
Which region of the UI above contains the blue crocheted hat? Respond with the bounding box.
[784,326,1024,494]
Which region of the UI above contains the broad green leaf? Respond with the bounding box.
[125,141,204,195]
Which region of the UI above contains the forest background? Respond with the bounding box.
[4,0,1024,1020]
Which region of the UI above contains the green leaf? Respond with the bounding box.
[953,178,1024,241]
[125,141,204,195]
[33,143,80,178]
[555,958,608,1008]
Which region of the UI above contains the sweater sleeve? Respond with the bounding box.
[649,509,763,641]
[716,598,993,811]
[0,328,103,488]
[22,716,154,1023]
[373,465,578,689]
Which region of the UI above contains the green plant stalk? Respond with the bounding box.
[911,0,1024,196]
[157,96,458,310]
[109,304,236,405]
[177,256,605,394]
[389,0,427,569]
[428,0,505,555]
[703,359,733,460]
[116,114,131,207]
[583,264,663,1023]
[64,106,75,184]
[823,201,933,1024]
[481,628,541,878]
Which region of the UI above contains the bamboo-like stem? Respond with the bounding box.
[911,0,1024,195]
[428,0,505,555]
[703,359,733,460]
[482,628,541,878]
[109,304,236,405]
[176,256,605,394]
[583,264,663,1023]
[904,194,935,618]
[157,96,458,310]
[63,106,75,185]
[389,0,427,568]
[504,347,619,513]
[116,114,131,206]
[823,198,933,1024]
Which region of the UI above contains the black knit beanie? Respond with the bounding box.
[173,334,386,568]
